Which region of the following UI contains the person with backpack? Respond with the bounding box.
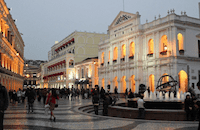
[46,88,59,122]
[0,83,9,130]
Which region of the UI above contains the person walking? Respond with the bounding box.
[103,93,111,116]
[0,83,9,130]
[46,88,59,122]
[125,88,128,99]
[42,88,48,105]
[17,88,22,103]
[114,86,119,99]
[137,94,145,119]
[26,88,36,113]
[92,86,99,115]
[100,87,105,99]
[21,89,26,103]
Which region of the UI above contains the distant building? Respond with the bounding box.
[41,31,108,89]
[23,59,47,89]
[0,0,25,91]
[98,10,200,94]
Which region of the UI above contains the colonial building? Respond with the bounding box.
[0,0,24,91]
[23,59,47,89]
[98,10,200,94]
[41,31,108,89]
[74,57,98,89]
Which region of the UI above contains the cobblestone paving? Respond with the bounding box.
[3,98,199,130]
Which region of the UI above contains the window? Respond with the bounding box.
[148,39,154,54]
[113,47,118,61]
[101,52,104,63]
[161,35,168,51]
[178,33,184,51]
[129,42,135,57]
[121,44,126,58]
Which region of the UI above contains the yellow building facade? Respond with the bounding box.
[0,0,25,91]
[41,31,108,89]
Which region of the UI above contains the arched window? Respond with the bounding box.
[178,70,188,93]
[149,74,155,92]
[121,44,126,58]
[177,33,184,51]
[108,51,110,62]
[113,47,118,60]
[130,75,135,92]
[121,76,126,93]
[161,35,168,51]
[129,42,135,56]
[148,39,154,54]
[114,76,118,88]
[101,52,104,63]
[102,78,105,89]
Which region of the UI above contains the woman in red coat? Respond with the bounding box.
[46,88,59,121]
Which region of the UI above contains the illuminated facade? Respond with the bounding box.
[23,59,47,89]
[0,0,24,91]
[74,57,98,89]
[99,11,200,94]
[41,31,107,88]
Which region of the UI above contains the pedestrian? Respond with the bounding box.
[17,88,22,103]
[125,88,128,99]
[184,94,192,121]
[191,94,197,120]
[100,87,105,99]
[8,89,13,103]
[137,94,145,119]
[21,89,26,103]
[194,99,200,130]
[103,93,111,116]
[114,86,119,99]
[12,90,17,104]
[92,86,99,115]
[26,88,36,113]
[46,88,59,122]
[0,83,9,130]
[42,88,48,105]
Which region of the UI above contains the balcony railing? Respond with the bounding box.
[113,59,117,63]
[129,55,134,59]
[160,50,167,55]
[147,53,153,57]
[179,49,184,55]
[120,57,125,62]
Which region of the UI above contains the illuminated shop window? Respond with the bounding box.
[149,74,155,92]
[130,75,135,92]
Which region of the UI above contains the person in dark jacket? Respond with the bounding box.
[103,93,111,116]
[100,87,105,99]
[184,94,192,121]
[92,86,99,115]
[26,88,36,113]
[0,83,9,130]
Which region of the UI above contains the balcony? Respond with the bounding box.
[129,55,134,59]
[160,50,167,55]
[113,59,117,63]
[147,53,153,57]
[179,49,184,55]
[101,63,104,66]
[120,57,125,62]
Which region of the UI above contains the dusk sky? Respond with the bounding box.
[4,0,200,61]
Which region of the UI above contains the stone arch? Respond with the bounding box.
[77,36,85,43]
[102,78,105,89]
[129,75,135,92]
[178,70,188,93]
[113,47,118,60]
[121,44,126,58]
[86,37,94,44]
[121,76,126,93]
[76,47,85,54]
[113,76,118,88]
[149,74,155,92]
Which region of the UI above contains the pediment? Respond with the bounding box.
[110,11,137,27]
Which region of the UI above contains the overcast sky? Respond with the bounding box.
[4,0,200,61]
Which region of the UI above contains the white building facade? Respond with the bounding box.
[98,11,200,94]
